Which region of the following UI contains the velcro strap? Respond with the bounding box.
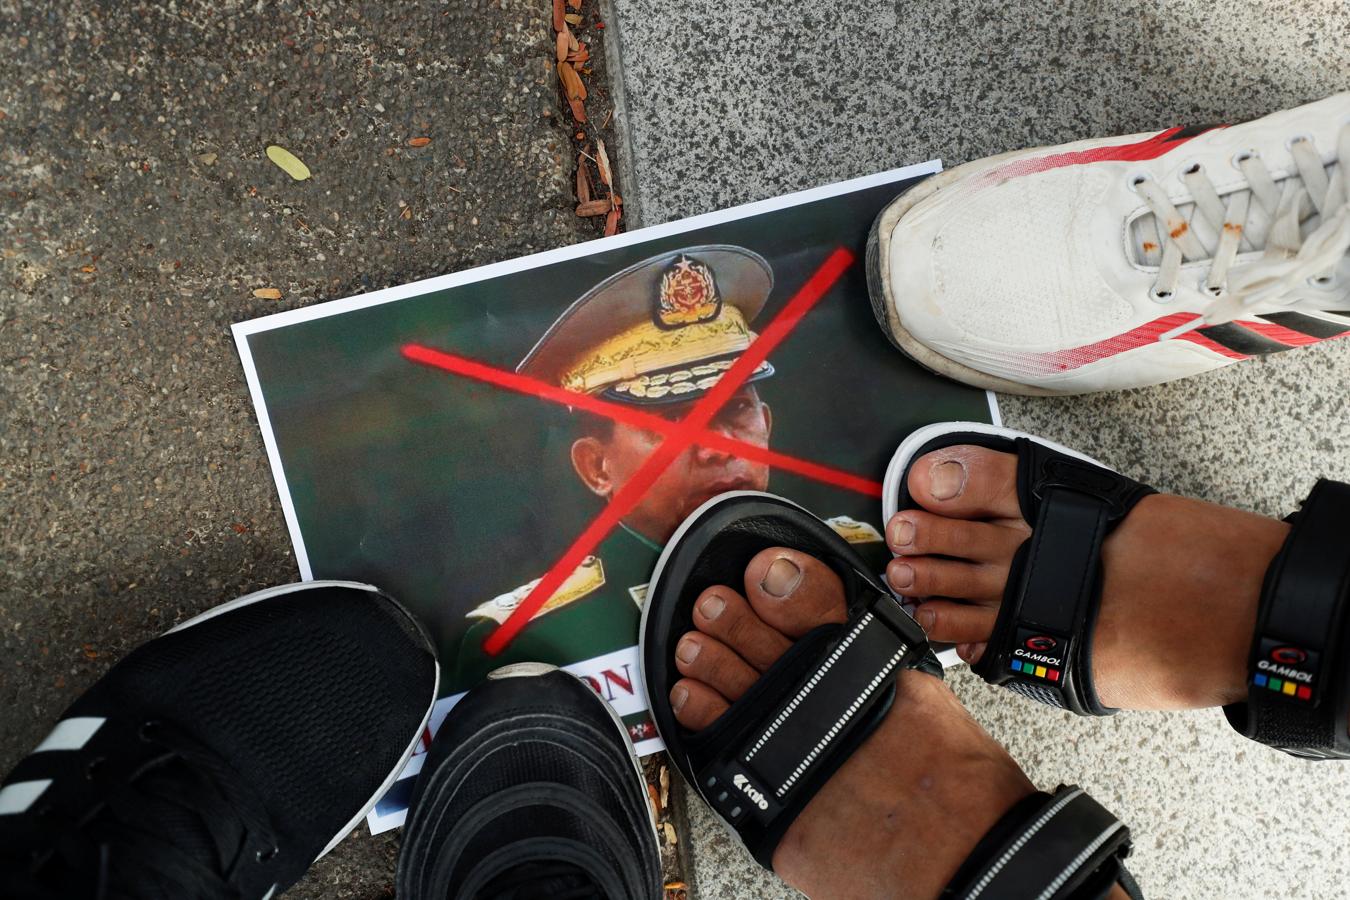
[696,603,920,839]
[976,441,1153,716]
[1224,479,1350,759]
[943,786,1138,900]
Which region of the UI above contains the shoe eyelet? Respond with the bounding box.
[1127,172,1151,193]
[1284,133,1314,151]
[1180,161,1203,179]
[1231,149,1258,169]
[83,756,107,781]
[1149,286,1174,302]
[256,845,280,863]
[1308,274,1335,289]
[138,720,161,742]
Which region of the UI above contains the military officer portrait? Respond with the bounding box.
[448,245,891,714]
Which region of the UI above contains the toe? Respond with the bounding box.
[887,509,1028,562]
[887,556,1007,603]
[675,632,760,701]
[956,642,989,666]
[913,600,998,645]
[692,586,792,671]
[906,445,1021,521]
[743,548,848,638]
[671,678,729,730]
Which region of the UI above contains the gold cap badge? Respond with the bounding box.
[656,255,721,329]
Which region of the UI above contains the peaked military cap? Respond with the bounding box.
[517,245,775,405]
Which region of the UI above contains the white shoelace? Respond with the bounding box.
[1129,122,1350,340]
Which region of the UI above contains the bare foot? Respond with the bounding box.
[669,547,1036,900]
[886,445,1291,710]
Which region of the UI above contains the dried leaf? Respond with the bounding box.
[80,265,96,273]
[265,145,311,181]
[646,782,661,818]
[662,821,677,845]
[252,287,283,300]
[567,0,582,8]
[659,766,670,808]
[407,136,432,147]
[595,138,613,189]
[557,61,586,101]
[568,30,579,52]
[564,13,583,25]
[604,205,621,236]
[576,199,611,217]
[567,95,587,123]
[551,0,564,32]
[576,156,593,203]
[556,30,569,62]
[567,47,589,64]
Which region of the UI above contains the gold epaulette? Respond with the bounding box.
[467,556,607,625]
[825,515,884,544]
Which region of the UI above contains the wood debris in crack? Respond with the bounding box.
[552,0,621,235]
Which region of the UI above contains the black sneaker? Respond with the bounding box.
[0,581,439,899]
[396,663,661,900]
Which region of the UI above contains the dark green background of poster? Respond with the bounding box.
[245,175,993,664]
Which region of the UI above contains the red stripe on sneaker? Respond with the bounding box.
[1032,313,1203,371]
[1173,330,1251,360]
[946,314,1252,377]
[1235,318,1339,347]
[984,126,1222,182]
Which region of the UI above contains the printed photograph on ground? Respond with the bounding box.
[232,160,998,830]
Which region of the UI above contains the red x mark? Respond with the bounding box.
[403,248,866,654]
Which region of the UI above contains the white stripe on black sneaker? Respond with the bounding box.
[33,717,106,753]
[0,779,53,815]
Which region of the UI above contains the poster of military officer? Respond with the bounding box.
[234,162,996,776]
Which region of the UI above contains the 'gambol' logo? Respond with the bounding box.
[1025,635,1058,652]
[1271,646,1307,666]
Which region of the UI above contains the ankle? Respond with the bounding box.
[1095,494,1289,710]
[773,673,1036,899]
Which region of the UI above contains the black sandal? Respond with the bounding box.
[1223,478,1350,759]
[640,491,1141,898]
[640,491,938,867]
[885,422,1156,715]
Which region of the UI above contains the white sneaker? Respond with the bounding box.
[868,93,1350,395]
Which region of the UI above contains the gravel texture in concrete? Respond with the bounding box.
[1,1,613,895]
[605,0,1350,897]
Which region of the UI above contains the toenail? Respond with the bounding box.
[930,459,967,500]
[889,518,915,548]
[761,557,803,597]
[676,636,702,664]
[956,643,974,662]
[889,563,914,590]
[699,593,725,620]
[671,685,688,713]
[916,606,935,630]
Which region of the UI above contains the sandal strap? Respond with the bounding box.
[695,587,931,867]
[1224,478,1350,759]
[975,438,1155,715]
[942,785,1140,900]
